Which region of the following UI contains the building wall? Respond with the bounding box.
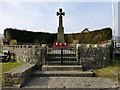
[0,39,3,51]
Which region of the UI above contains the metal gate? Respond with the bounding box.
[45,47,78,65]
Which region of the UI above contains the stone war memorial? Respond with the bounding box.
[1,8,119,90]
[54,8,66,47]
[57,8,65,43]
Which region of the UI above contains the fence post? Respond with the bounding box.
[45,48,47,65]
[61,47,63,64]
[77,48,80,65]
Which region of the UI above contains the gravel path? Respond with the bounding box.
[24,77,119,89]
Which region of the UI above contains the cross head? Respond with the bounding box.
[57,8,65,16]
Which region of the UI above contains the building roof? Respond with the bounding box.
[82,28,89,33]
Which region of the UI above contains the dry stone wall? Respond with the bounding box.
[3,43,113,70]
[3,45,46,65]
[77,43,112,70]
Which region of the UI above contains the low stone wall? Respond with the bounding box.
[4,64,36,88]
[3,45,47,65]
[77,44,112,70]
[3,44,113,70]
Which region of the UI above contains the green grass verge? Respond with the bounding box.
[0,51,2,54]
[1,62,22,73]
[93,59,120,81]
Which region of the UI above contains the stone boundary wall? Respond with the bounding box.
[3,43,113,70]
[77,43,112,70]
[114,47,120,58]
[3,45,47,65]
[4,64,36,88]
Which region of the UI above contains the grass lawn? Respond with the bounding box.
[93,59,120,81]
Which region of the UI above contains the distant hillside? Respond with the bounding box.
[4,27,112,45]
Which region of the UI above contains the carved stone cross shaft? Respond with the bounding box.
[57,8,65,27]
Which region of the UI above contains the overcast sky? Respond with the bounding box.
[0,0,119,36]
[118,1,120,37]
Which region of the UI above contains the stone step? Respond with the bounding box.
[47,57,77,61]
[47,54,76,57]
[42,65,82,71]
[33,71,94,77]
[45,61,78,65]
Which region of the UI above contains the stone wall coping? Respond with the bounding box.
[3,45,43,49]
[4,63,36,74]
[76,43,112,49]
[4,63,36,88]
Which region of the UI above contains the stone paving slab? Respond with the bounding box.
[24,77,119,89]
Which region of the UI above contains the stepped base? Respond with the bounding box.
[42,65,82,71]
[33,71,94,77]
[45,61,78,65]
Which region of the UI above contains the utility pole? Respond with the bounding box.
[112,0,115,62]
